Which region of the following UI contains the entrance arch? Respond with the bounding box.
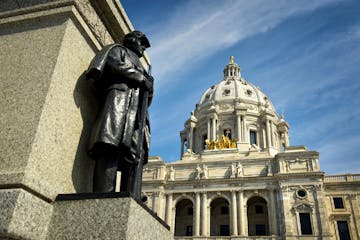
[210,197,230,236]
[175,199,194,236]
[247,196,269,236]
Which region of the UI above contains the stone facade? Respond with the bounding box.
[142,57,360,239]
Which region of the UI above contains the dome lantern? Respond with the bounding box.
[223,56,241,78]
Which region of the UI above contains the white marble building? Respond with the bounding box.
[142,57,360,240]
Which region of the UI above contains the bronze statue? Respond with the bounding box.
[86,30,153,199]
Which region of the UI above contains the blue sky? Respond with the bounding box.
[121,0,360,174]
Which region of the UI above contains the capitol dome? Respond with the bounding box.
[180,56,290,157]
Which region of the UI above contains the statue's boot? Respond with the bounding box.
[120,160,136,194]
[93,155,119,192]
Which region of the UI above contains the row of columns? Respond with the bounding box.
[163,190,279,236]
[207,114,247,142]
[206,113,275,148]
[207,116,217,141]
[236,114,246,142]
[180,113,279,154]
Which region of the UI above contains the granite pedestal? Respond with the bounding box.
[48,193,171,240]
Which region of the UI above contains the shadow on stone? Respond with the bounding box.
[71,72,97,193]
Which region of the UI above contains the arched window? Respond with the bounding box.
[175,199,194,236]
[210,198,230,236]
[247,196,269,236]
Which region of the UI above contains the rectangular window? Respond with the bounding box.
[337,221,351,240]
[333,197,344,209]
[186,226,193,236]
[250,130,257,145]
[220,225,230,236]
[299,213,313,235]
[255,224,266,235]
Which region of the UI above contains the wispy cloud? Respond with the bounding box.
[252,24,360,113]
[146,0,340,89]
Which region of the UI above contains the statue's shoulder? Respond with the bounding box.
[97,43,124,57]
[87,43,124,80]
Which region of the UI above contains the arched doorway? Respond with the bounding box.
[175,199,194,236]
[247,196,269,236]
[210,197,230,236]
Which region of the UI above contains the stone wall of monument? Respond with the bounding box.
[0,1,161,239]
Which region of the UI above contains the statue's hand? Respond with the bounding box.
[143,75,154,91]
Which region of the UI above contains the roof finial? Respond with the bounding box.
[230,56,234,64]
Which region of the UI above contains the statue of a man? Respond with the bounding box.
[86,31,153,195]
[236,162,243,177]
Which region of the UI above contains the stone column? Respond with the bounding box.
[266,119,271,148]
[237,191,245,235]
[155,189,166,220]
[212,118,217,141]
[171,203,176,234]
[189,126,194,151]
[201,192,208,236]
[231,191,238,235]
[242,116,246,142]
[270,121,274,147]
[268,189,277,235]
[243,203,249,235]
[180,138,184,156]
[236,115,241,141]
[262,126,267,148]
[195,192,201,236]
[165,193,173,226]
[313,186,332,239]
[207,118,211,141]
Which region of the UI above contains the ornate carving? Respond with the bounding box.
[205,134,237,150]
[222,89,231,96]
[292,203,314,213]
[245,89,253,96]
[166,166,175,181]
[219,104,232,110]
[194,164,208,180]
[74,1,114,46]
[230,162,243,178]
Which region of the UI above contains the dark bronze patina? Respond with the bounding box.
[86,31,153,200]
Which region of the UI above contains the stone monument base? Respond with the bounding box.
[48,192,171,240]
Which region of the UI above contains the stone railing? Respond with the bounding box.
[324,174,360,182]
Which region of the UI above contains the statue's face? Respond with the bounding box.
[124,31,150,57]
[125,37,148,57]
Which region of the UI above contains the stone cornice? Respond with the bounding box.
[0,0,150,65]
[276,150,319,158]
[274,172,324,179]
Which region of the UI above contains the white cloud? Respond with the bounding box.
[146,0,340,89]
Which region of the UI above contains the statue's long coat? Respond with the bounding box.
[86,44,151,162]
